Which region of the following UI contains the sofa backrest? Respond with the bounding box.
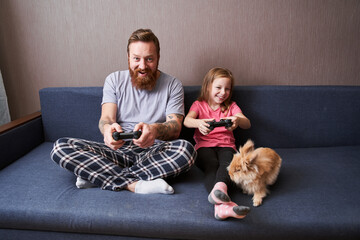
[40,87,103,143]
[40,86,360,148]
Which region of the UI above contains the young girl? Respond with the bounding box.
[184,67,251,220]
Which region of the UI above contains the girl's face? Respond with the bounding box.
[208,77,232,106]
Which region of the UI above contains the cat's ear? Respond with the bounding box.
[241,139,255,155]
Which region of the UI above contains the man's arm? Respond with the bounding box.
[155,113,184,141]
[99,103,117,134]
[133,113,183,149]
[99,103,124,150]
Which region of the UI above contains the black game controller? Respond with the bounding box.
[206,119,233,130]
[112,131,142,141]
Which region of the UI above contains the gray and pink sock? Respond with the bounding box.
[208,182,231,204]
[208,182,250,220]
[214,202,250,220]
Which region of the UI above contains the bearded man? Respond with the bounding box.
[51,29,196,194]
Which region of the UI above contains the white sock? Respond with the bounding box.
[134,179,174,194]
[76,176,97,189]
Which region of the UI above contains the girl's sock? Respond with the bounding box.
[76,176,97,189]
[208,182,230,204]
[214,202,250,220]
[135,179,174,194]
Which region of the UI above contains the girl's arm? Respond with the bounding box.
[184,110,213,135]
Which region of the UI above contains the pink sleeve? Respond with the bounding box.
[189,101,199,114]
[229,102,242,115]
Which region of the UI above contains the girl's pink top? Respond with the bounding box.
[189,100,242,150]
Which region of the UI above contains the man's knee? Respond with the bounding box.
[50,137,73,163]
[176,139,197,166]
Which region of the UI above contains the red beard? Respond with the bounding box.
[129,67,158,91]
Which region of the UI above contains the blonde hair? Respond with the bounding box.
[198,67,235,113]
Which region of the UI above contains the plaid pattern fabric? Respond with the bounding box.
[51,137,196,191]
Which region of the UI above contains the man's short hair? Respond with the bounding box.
[127,29,160,56]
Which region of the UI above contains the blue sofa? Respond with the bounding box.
[1,86,359,240]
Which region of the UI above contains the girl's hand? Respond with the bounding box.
[225,116,240,131]
[225,113,251,131]
[198,119,213,135]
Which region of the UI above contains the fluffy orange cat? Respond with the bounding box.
[228,139,282,206]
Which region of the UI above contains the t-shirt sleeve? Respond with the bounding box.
[229,102,242,115]
[189,101,200,114]
[101,73,117,105]
[166,78,185,116]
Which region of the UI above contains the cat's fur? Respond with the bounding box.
[228,139,282,206]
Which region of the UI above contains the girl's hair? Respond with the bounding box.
[198,67,235,113]
[127,29,160,57]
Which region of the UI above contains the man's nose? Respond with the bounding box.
[139,59,146,69]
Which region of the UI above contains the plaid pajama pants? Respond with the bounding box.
[50,137,197,191]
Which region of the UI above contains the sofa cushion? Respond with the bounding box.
[1,142,359,239]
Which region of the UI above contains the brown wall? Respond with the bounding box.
[0,0,359,120]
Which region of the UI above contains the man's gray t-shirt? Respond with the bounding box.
[101,70,185,132]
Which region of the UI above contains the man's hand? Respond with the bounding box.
[132,113,183,148]
[103,123,125,150]
[133,122,156,148]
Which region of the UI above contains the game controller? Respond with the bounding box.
[112,131,142,141]
[206,119,233,130]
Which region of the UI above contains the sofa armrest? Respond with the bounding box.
[0,111,44,169]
